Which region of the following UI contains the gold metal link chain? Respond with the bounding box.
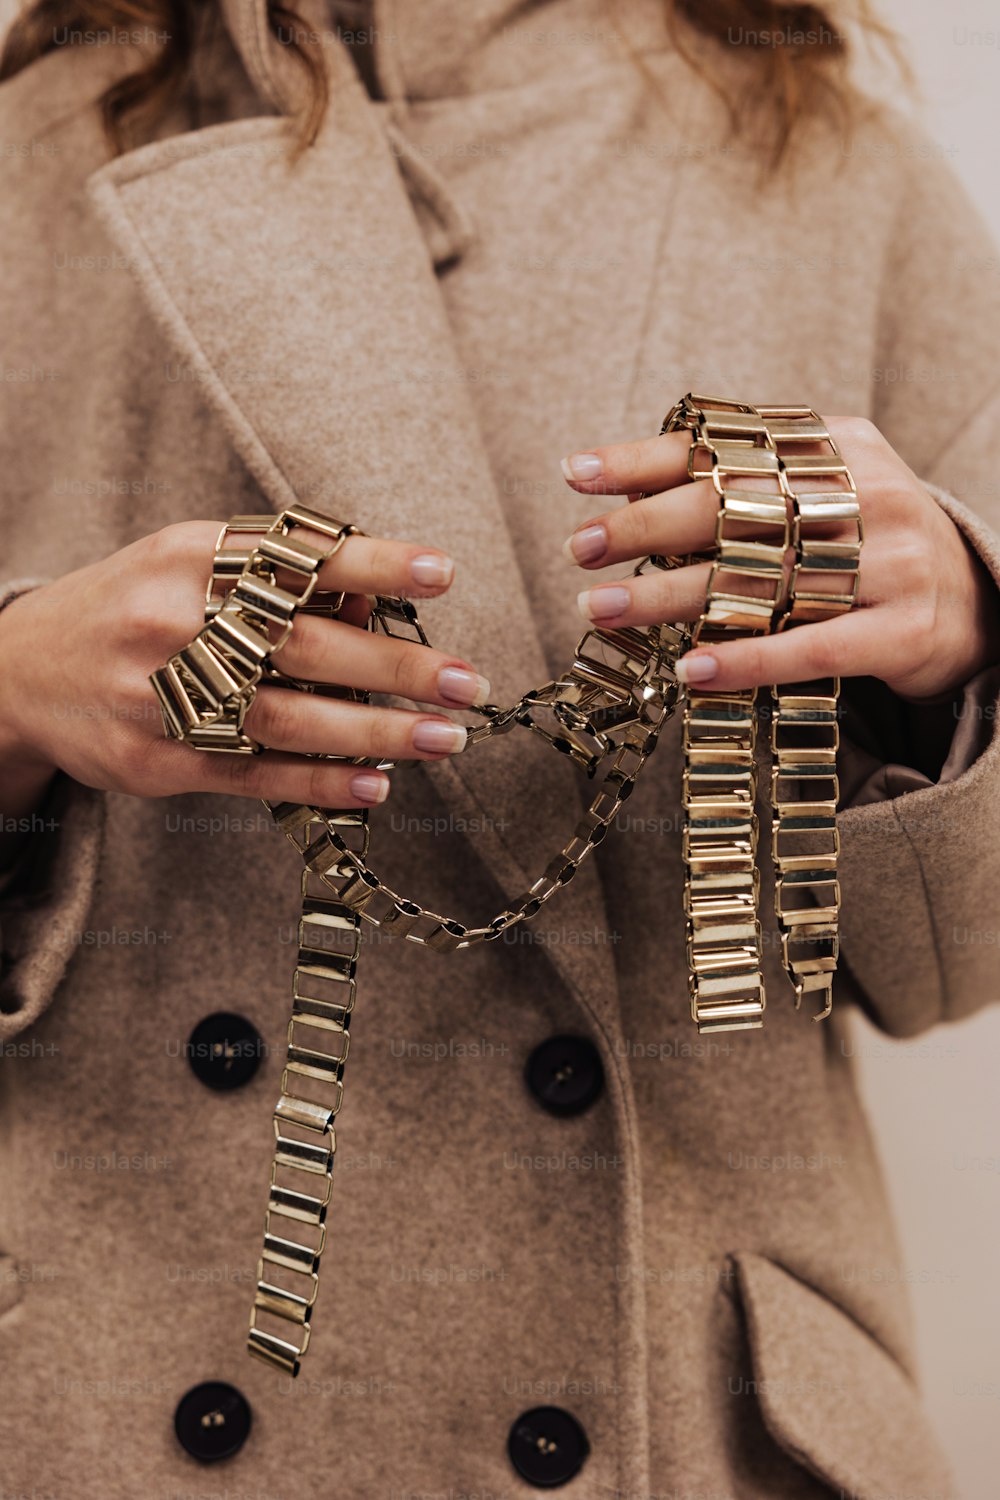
[665,398,790,1032]
[663,396,862,1030]
[148,393,861,1374]
[154,502,689,1374]
[768,408,863,1020]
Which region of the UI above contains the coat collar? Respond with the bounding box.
[86,28,631,1031]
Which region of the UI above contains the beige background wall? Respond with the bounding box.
[1,0,997,1494]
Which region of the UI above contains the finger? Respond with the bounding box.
[673,608,888,693]
[560,429,693,498]
[273,614,490,708]
[226,523,456,600]
[177,746,394,808]
[573,536,891,628]
[305,530,455,599]
[244,687,468,761]
[577,562,714,626]
[562,479,721,569]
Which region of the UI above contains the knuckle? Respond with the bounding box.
[278,611,319,677]
[611,444,643,484]
[621,500,655,555]
[368,536,400,589]
[122,525,217,648]
[136,524,181,570]
[741,640,767,681]
[874,479,910,520]
[142,520,211,569]
[122,733,173,795]
[303,758,342,808]
[120,581,168,642]
[893,537,935,608]
[119,737,154,790]
[223,752,269,798]
[388,643,419,700]
[833,415,882,460]
[253,689,304,749]
[802,631,839,679]
[912,589,939,649]
[364,711,397,762]
[673,567,706,619]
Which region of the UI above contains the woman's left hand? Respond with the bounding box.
[561,416,1000,702]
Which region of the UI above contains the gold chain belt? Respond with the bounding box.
[671,398,785,1033]
[149,393,861,1375]
[152,502,688,1375]
[665,396,862,1031]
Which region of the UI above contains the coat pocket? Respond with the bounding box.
[729,1251,956,1500]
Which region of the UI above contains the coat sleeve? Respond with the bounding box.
[0,582,106,1041]
[835,139,1000,1037]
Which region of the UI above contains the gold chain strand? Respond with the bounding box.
[762,407,863,1020]
[661,396,862,1029]
[148,394,862,1373]
[662,397,792,1033]
[189,512,371,1374]
[246,805,367,1375]
[159,507,689,1374]
[167,506,692,943]
[150,504,359,753]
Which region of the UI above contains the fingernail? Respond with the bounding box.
[577,585,629,622]
[410,553,455,589]
[349,771,390,804]
[675,653,718,684]
[561,452,603,482]
[412,719,468,755]
[437,666,491,707]
[562,524,608,566]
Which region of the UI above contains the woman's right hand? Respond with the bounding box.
[0,519,491,816]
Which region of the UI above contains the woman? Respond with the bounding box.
[0,0,998,1493]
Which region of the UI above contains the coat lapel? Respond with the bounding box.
[86,32,622,1031]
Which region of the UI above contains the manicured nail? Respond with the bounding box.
[349,771,390,804]
[562,524,608,566]
[577,585,630,622]
[410,553,455,589]
[437,666,491,707]
[412,719,468,755]
[675,653,719,684]
[561,452,604,482]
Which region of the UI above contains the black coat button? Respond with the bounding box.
[507,1405,589,1487]
[525,1035,604,1117]
[186,1012,264,1091]
[174,1381,251,1462]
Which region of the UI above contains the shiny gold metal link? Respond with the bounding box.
[246,808,365,1376]
[663,396,790,1032]
[151,505,358,753]
[161,508,689,1376]
[265,608,688,948]
[663,394,861,1030]
[186,514,368,1376]
[152,387,861,1372]
[759,406,863,1020]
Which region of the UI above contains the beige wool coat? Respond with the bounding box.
[3,0,1000,1494]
